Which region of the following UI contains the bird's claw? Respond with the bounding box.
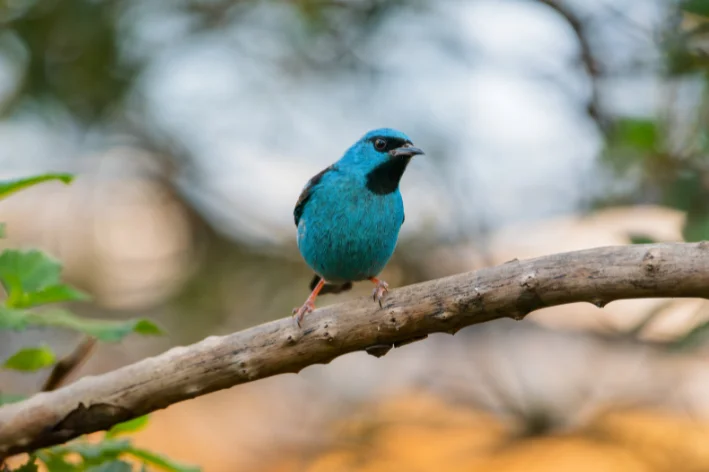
[292,300,315,328]
[371,280,389,308]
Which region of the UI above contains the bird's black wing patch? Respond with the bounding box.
[294,165,336,227]
[310,274,353,295]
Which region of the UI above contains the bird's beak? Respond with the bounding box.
[389,143,425,158]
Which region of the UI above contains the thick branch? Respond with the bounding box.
[2,242,709,457]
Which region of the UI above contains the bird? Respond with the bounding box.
[292,128,424,326]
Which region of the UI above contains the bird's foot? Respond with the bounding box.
[369,277,389,308]
[292,300,315,328]
[292,277,326,328]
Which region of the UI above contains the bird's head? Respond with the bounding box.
[339,128,424,195]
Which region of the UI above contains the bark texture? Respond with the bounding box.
[2,242,709,458]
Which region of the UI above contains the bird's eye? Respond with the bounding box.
[374,139,387,151]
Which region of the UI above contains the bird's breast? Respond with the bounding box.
[297,184,404,282]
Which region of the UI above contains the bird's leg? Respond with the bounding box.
[369,277,389,307]
[292,277,326,327]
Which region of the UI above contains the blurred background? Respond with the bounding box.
[3,0,709,470]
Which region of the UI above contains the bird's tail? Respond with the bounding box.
[310,274,352,295]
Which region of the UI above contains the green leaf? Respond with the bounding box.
[628,234,656,245]
[669,320,709,352]
[0,174,74,201]
[4,346,56,372]
[126,447,201,472]
[48,439,130,465]
[683,0,709,16]
[0,307,30,330]
[131,320,163,336]
[34,451,81,472]
[0,392,26,405]
[24,310,162,342]
[664,171,704,212]
[0,223,5,238]
[46,438,199,471]
[0,249,90,308]
[682,211,709,242]
[611,118,658,151]
[11,457,39,472]
[16,284,91,308]
[107,415,150,438]
[85,461,133,472]
[0,306,161,341]
[0,250,62,307]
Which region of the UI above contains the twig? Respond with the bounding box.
[42,337,97,392]
[1,242,709,458]
[537,0,608,134]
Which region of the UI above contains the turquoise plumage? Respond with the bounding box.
[293,128,424,326]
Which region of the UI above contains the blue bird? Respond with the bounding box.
[293,128,424,326]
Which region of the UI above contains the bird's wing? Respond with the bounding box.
[293,164,336,226]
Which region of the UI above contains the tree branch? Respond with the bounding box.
[2,242,709,458]
[42,337,97,392]
[537,0,608,133]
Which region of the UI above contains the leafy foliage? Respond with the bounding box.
[0,308,161,341]
[683,210,709,242]
[0,307,29,330]
[0,0,134,121]
[600,100,709,242]
[0,174,193,471]
[628,234,656,245]
[85,462,133,472]
[125,447,200,472]
[31,438,200,472]
[609,118,658,154]
[0,249,160,340]
[9,458,38,472]
[0,0,417,124]
[0,249,89,308]
[106,416,150,438]
[596,0,709,245]
[4,346,56,372]
[0,174,74,201]
[682,0,709,16]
